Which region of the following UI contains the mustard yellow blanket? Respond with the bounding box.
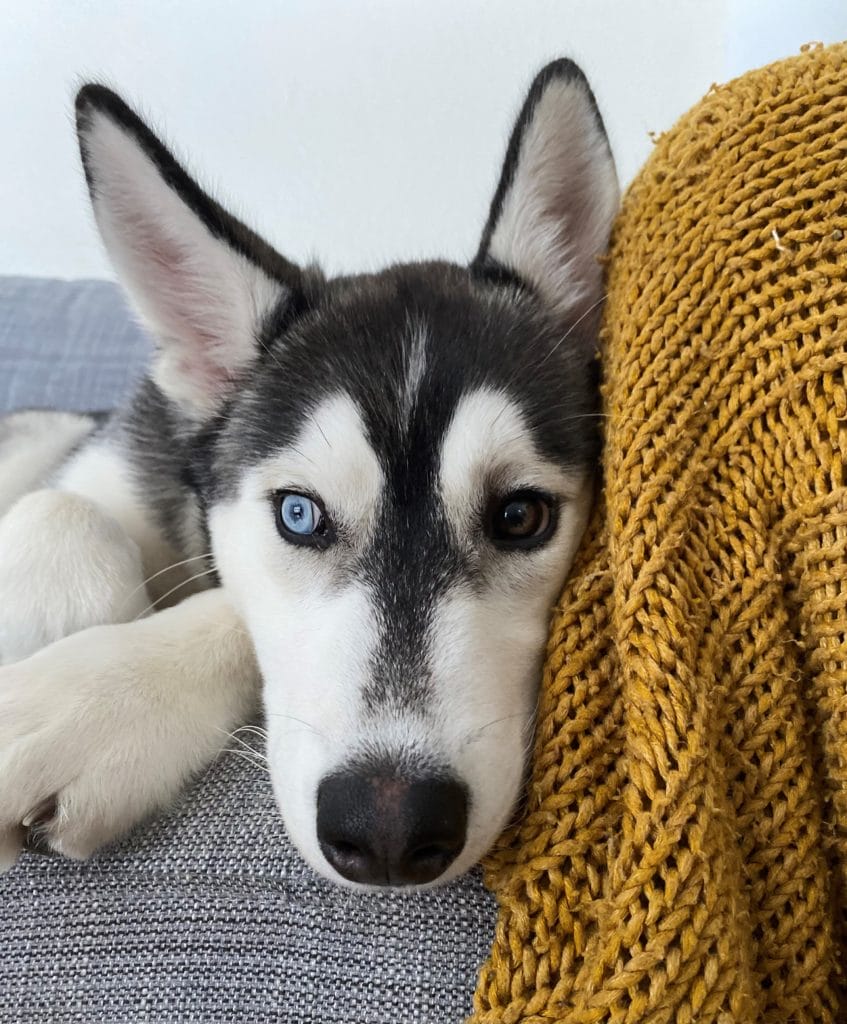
[473,43,847,1024]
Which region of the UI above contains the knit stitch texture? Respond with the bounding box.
[472,42,847,1024]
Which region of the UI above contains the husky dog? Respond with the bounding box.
[0,60,618,889]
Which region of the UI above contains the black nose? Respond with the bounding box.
[316,771,468,886]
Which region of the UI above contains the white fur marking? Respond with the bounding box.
[400,321,428,427]
[248,392,384,540]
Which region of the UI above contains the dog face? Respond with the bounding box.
[75,60,618,888]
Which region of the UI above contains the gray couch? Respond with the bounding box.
[0,277,497,1024]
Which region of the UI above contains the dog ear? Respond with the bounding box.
[76,85,304,417]
[475,60,619,323]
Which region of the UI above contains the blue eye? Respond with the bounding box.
[281,494,319,533]
[274,491,333,549]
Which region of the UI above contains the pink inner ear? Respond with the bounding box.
[120,210,243,396]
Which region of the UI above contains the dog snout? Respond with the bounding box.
[316,770,468,887]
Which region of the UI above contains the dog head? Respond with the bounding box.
[75,60,618,889]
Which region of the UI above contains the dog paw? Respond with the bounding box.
[0,622,215,872]
[0,661,141,870]
[0,589,258,873]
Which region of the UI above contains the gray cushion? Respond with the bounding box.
[0,276,150,415]
[0,276,497,1023]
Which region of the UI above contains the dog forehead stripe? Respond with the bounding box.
[400,321,429,428]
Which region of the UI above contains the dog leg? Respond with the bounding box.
[0,489,151,665]
[0,587,259,871]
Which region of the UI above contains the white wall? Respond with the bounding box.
[1,0,844,280]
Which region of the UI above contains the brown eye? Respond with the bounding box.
[487,490,555,550]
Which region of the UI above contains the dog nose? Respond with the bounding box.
[316,771,468,886]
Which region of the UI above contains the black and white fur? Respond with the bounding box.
[0,61,618,889]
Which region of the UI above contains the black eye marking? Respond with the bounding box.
[486,489,557,550]
[272,490,335,550]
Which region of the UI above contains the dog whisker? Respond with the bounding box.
[221,748,272,775]
[233,724,269,741]
[117,552,215,616]
[216,726,269,762]
[288,445,317,467]
[136,552,214,595]
[133,567,219,620]
[311,414,332,450]
[537,292,609,367]
[465,711,535,744]
[254,335,288,379]
[265,712,327,741]
[542,409,609,421]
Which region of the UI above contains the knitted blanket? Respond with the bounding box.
[472,42,847,1024]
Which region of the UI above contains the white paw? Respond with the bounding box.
[0,613,243,872]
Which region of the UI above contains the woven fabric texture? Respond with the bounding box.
[0,746,497,1023]
[0,276,148,414]
[472,43,847,1024]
